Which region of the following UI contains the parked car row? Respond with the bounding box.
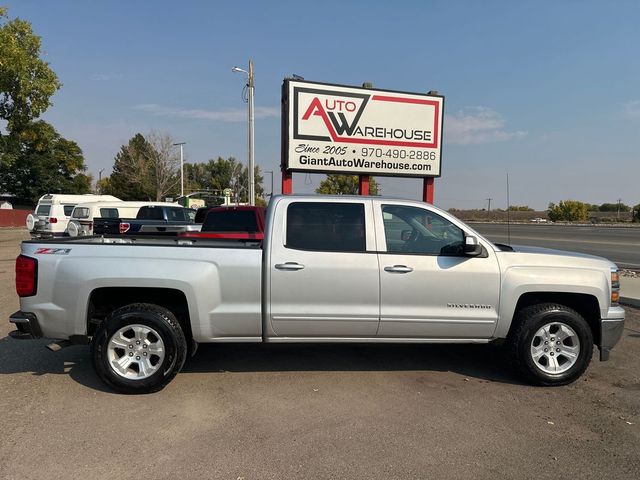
[26,194,121,238]
[67,201,180,236]
[25,194,262,240]
[26,194,196,238]
[92,204,199,236]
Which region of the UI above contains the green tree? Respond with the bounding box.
[633,204,640,222]
[0,120,91,203]
[184,156,264,203]
[0,7,61,130]
[96,176,111,195]
[508,205,534,211]
[547,200,589,222]
[0,8,90,204]
[316,174,380,195]
[598,202,630,212]
[104,134,156,200]
[104,132,184,201]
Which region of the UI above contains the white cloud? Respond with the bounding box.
[445,106,527,145]
[90,73,124,81]
[623,100,640,117]
[133,103,279,122]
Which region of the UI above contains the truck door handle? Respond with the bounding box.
[384,265,414,274]
[275,262,305,271]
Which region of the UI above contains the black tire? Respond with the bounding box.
[507,303,593,386]
[91,303,187,394]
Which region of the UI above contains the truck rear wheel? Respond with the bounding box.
[508,303,593,386]
[91,303,187,394]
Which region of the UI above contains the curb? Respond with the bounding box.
[620,297,640,308]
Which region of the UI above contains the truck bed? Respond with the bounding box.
[20,235,264,342]
[24,235,262,249]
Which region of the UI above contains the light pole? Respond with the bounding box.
[232,60,255,206]
[173,142,186,198]
[98,168,105,194]
[265,170,274,197]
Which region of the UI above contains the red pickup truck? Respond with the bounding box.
[179,206,265,240]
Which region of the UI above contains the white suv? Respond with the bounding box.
[26,194,120,238]
[66,201,178,236]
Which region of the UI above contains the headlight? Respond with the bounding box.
[611,270,620,305]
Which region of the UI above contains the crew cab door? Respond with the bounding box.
[375,202,500,338]
[267,199,379,337]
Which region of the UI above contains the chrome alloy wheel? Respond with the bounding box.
[530,322,580,375]
[107,324,165,380]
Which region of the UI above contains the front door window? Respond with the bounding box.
[382,205,464,256]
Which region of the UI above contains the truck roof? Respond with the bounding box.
[268,194,449,214]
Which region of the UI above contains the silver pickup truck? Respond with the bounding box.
[10,195,625,393]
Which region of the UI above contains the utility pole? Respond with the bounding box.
[486,198,493,212]
[617,198,622,220]
[98,168,105,194]
[173,142,186,198]
[248,60,255,206]
[264,170,274,197]
[232,60,255,206]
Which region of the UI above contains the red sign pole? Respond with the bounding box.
[422,177,434,204]
[281,168,293,195]
[358,175,370,195]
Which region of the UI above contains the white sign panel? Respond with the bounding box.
[284,80,444,177]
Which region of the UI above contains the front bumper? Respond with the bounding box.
[599,317,625,361]
[9,311,43,339]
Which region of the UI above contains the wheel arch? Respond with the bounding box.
[87,287,193,345]
[508,292,601,345]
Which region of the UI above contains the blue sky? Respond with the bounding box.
[6,0,640,209]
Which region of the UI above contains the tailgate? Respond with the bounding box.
[93,218,122,235]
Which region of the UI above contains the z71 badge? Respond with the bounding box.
[34,248,71,255]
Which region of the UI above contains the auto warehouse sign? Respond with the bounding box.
[283,79,444,177]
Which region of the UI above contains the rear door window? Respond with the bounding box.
[204,210,259,232]
[137,207,164,220]
[99,208,119,218]
[63,205,75,216]
[36,205,51,216]
[166,208,187,222]
[286,202,366,252]
[73,207,90,219]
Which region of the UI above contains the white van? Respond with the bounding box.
[26,194,120,238]
[66,201,178,236]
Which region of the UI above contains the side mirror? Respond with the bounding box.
[401,229,412,242]
[464,235,483,257]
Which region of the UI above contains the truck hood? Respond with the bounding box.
[498,244,618,270]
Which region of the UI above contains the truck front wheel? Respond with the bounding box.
[91,303,187,394]
[508,303,593,386]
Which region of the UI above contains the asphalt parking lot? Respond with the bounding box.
[1,228,639,480]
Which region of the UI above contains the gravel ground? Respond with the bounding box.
[0,228,639,480]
